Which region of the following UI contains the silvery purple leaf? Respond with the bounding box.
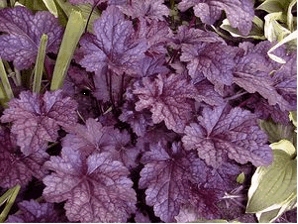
[139,142,205,222]
[0,6,63,70]
[43,149,136,222]
[233,41,291,111]
[178,0,254,35]
[182,105,273,167]
[119,0,169,21]
[1,90,78,156]
[6,200,66,223]
[181,42,237,92]
[0,127,48,188]
[133,74,197,133]
[78,5,147,76]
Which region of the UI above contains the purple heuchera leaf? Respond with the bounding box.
[182,105,273,168]
[177,0,254,35]
[233,41,291,111]
[69,0,127,5]
[170,25,224,49]
[272,53,297,111]
[0,90,78,156]
[43,148,136,222]
[0,127,48,188]
[63,118,138,168]
[181,42,237,92]
[136,55,169,77]
[246,95,291,124]
[0,6,63,70]
[78,5,147,76]
[194,79,225,106]
[120,89,154,136]
[6,200,66,223]
[133,74,197,133]
[119,0,170,21]
[139,142,205,222]
[136,19,172,55]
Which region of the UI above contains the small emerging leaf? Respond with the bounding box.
[236,172,245,184]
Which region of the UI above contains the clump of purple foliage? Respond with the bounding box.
[0,0,296,223]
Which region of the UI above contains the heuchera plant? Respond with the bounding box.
[0,0,296,223]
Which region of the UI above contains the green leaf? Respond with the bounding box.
[50,10,86,91]
[0,0,7,8]
[54,0,100,32]
[74,3,101,33]
[220,16,266,40]
[246,140,297,222]
[17,0,48,11]
[33,34,48,93]
[267,30,297,63]
[271,139,296,158]
[289,111,297,128]
[259,119,296,144]
[42,0,58,17]
[54,0,74,17]
[287,0,297,31]
[257,0,291,14]
[264,12,291,42]
[0,58,13,100]
[0,82,6,102]
[0,185,21,222]
[256,192,296,223]
[256,208,280,223]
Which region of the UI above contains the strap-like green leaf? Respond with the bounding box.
[42,0,58,17]
[0,185,21,222]
[33,34,48,93]
[50,10,86,90]
[0,58,13,100]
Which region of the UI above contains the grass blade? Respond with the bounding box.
[42,0,58,17]
[33,34,48,93]
[50,10,86,91]
[0,58,14,100]
[0,185,21,222]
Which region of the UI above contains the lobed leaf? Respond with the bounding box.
[78,5,147,76]
[0,6,63,70]
[178,0,254,35]
[182,105,273,167]
[0,90,78,155]
[133,74,197,133]
[43,148,137,222]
